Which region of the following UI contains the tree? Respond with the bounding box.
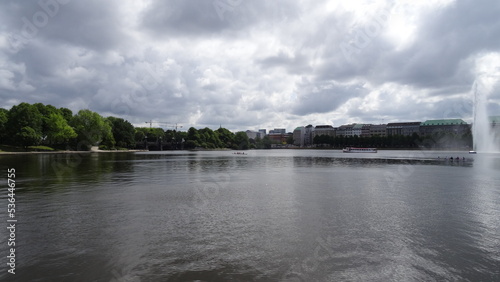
[135,127,165,149]
[46,112,77,144]
[234,131,250,150]
[107,116,136,148]
[59,107,73,123]
[17,126,41,148]
[186,127,201,148]
[33,103,59,141]
[6,103,43,145]
[0,108,8,144]
[261,135,272,149]
[135,128,147,147]
[70,109,114,150]
[216,127,235,148]
[101,119,116,149]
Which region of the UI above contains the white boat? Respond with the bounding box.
[469,151,477,154]
[342,147,377,153]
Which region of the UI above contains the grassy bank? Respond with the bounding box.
[0,144,147,154]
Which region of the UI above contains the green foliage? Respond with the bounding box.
[161,129,186,149]
[107,116,136,148]
[135,127,164,141]
[17,126,41,148]
[180,127,250,150]
[234,131,250,150]
[34,103,59,139]
[6,103,43,144]
[4,103,78,148]
[71,109,114,150]
[187,127,201,142]
[252,135,271,149]
[216,127,235,147]
[59,107,73,122]
[46,112,77,144]
[0,101,475,151]
[185,140,199,149]
[101,119,116,149]
[135,127,165,149]
[0,108,8,144]
[27,145,54,151]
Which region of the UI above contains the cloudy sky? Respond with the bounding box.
[1,0,500,132]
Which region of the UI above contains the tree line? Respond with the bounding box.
[0,102,260,151]
[1,102,472,151]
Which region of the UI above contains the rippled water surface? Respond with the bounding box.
[0,149,499,281]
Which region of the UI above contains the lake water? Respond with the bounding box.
[1,149,499,281]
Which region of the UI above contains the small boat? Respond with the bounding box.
[342,147,377,153]
[469,151,477,154]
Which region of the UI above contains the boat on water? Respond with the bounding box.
[469,151,477,154]
[342,147,377,153]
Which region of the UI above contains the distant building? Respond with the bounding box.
[352,124,373,137]
[352,124,363,137]
[245,130,259,140]
[313,125,335,138]
[268,133,282,143]
[258,129,267,136]
[337,124,356,137]
[293,127,305,147]
[269,128,286,134]
[361,124,372,137]
[386,122,421,136]
[419,119,469,135]
[304,125,314,146]
[369,124,387,137]
[268,132,290,144]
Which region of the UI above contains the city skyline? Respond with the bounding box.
[1,1,500,132]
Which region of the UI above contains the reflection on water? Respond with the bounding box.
[0,150,499,281]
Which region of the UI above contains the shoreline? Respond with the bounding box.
[0,149,149,155]
[0,147,474,155]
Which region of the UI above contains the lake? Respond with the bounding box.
[0,149,499,281]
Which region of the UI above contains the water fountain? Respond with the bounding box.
[472,77,499,153]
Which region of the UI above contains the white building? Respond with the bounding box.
[337,124,356,137]
[293,127,305,147]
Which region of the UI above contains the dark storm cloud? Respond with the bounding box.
[1,0,127,52]
[140,0,301,37]
[140,1,231,35]
[291,81,367,116]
